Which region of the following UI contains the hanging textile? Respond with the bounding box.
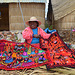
[40,32,75,69]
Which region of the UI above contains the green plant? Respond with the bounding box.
[45,22,53,30]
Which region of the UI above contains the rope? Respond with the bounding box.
[18,0,26,28]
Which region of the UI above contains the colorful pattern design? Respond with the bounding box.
[0,32,75,70]
[0,40,48,70]
[40,32,75,68]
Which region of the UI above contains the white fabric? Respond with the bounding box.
[0,0,46,3]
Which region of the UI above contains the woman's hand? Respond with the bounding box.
[52,32,55,34]
[33,34,41,38]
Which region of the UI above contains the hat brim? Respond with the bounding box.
[26,20,41,26]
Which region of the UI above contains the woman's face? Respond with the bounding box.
[29,21,38,29]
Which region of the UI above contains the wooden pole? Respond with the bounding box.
[18,0,26,28]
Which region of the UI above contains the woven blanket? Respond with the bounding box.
[40,32,75,69]
[0,32,75,70]
[0,40,48,70]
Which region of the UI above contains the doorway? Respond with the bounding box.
[0,3,9,31]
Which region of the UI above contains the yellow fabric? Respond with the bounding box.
[12,53,17,58]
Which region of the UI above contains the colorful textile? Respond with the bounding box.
[72,28,75,32]
[0,40,48,70]
[22,27,51,44]
[31,43,40,48]
[40,32,75,68]
[0,32,75,70]
[44,28,56,34]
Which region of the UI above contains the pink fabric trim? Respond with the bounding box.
[22,62,35,67]
[31,43,40,48]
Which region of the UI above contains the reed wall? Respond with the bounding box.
[9,3,45,30]
[54,10,75,30]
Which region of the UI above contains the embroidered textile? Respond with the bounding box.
[0,40,48,70]
[40,32,75,68]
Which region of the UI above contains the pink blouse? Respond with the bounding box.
[22,27,51,44]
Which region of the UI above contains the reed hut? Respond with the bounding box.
[51,0,75,30]
[0,0,46,31]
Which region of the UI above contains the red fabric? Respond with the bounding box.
[40,32,75,68]
[31,43,40,48]
[0,40,49,70]
[0,32,75,70]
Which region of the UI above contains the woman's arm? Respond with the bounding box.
[22,28,32,40]
[39,28,51,39]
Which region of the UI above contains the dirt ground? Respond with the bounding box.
[0,66,75,75]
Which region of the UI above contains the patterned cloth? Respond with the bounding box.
[0,40,48,70]
[40,32,75,68]
[0,32,75,70]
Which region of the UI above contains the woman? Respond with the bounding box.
[22,17,51,48]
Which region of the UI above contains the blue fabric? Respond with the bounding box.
[31,51,35,54]
[5,58,13,63]
[31,28,40,44]
[27,60,32,62]
[44,28,56,34]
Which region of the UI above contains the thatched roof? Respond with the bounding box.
[51,0,75,20]
[0,0,46,3]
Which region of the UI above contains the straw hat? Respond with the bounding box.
[26,17,41,25]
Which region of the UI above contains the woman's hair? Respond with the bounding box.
[29,21,39,27]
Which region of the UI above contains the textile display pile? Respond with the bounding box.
[40,32,75,69]
[0,40,48,70]
[0,32,75,70]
